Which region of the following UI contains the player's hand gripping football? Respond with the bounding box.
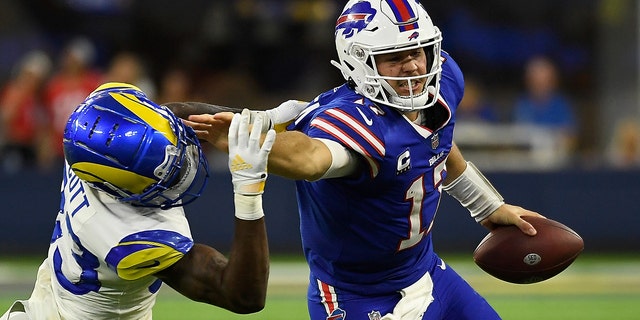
[228,109,276,196]
[480,204,544,236]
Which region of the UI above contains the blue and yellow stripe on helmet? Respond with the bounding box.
[109,90,178,146]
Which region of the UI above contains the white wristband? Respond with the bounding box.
[234,194,265,220]
[443,161,504,222]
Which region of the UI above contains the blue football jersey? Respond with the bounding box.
[288,51,464,295]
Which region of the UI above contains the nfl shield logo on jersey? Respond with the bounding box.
[368,310,382,320]
[431,132,439,149]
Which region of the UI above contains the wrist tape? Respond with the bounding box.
[443,161,504,222]
[234,194,264,220]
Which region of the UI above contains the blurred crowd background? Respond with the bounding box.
[1,0,640,175]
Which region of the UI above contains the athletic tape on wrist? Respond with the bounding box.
[234,194,265,220]
[234,180,266,196]
[443,161,504,222]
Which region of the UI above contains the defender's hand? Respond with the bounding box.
[228,109,276,196]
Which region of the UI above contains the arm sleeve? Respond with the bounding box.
[315,138,359,179]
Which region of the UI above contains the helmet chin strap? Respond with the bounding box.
[390,89,430,111]
[380,78,431,111]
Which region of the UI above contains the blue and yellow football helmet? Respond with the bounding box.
[63,82,209,208]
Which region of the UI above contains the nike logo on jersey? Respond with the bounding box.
[437,259,446,270]
[356,107,373,126]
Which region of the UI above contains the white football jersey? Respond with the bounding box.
[25,164,194,320]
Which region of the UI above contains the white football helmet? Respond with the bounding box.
[332,0,443,111]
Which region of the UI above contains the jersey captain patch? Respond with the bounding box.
[396,149,411,175]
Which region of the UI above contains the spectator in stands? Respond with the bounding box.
[42,37,103,168]
[103,51,157,100]
[457,76,500,123]
[606,118,640,169]
[156,67,194,105]
[0,50,52,174]
[512,55,578,156]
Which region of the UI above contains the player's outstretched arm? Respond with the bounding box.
[444,142,542,236]
[188,110,334,181]
[183,99,308,153]
[156,110,275,314]
[266,130,334,180]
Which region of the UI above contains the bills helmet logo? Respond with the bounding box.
[335,2,377,38]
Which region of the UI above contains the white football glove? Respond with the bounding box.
[250,99,308,133]
[229,109,276,220]
[229,109,275,195]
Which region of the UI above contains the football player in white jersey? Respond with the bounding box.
[1,82,276,320]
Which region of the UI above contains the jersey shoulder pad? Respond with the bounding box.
[439,51,465,110]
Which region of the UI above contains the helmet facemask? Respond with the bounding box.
[367,39,442,111]
[135,129,209,209]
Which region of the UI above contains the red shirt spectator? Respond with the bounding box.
[0,50,51,172]
[43,38,102,160]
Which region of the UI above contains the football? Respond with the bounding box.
[473,216,584,284]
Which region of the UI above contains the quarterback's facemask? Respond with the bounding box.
[332,0,443,111]
[63,82,209,209]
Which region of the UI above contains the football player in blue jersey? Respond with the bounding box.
[1,82,276,320]
[186,0,544,319]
